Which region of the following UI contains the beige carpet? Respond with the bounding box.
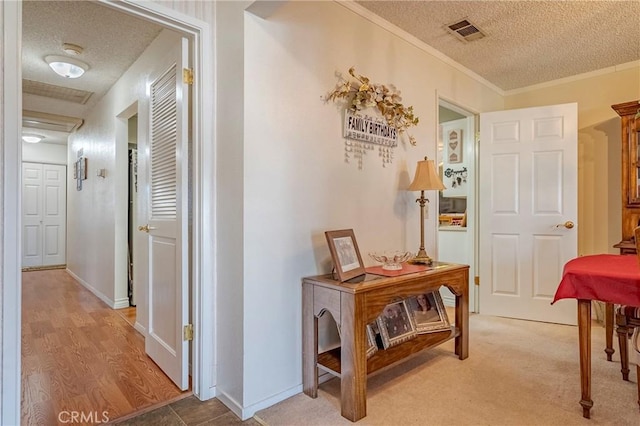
[256,314,639,425]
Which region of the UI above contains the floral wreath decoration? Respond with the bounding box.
[325,67,420,146]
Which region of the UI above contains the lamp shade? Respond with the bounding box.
[408,157,446,191]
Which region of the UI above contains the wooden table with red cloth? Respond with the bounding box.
[553,254,640,419]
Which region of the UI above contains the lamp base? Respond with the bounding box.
[408,255,433,266]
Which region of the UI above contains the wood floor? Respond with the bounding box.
[21,269,188,425]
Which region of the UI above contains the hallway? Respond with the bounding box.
[21,269,188,424]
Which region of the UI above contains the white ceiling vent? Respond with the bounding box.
[23,79,93,104]
[445,18,486,43]
[22,110,84,133]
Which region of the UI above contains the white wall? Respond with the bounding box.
[10,1,636,423]
[214,0,250,410]
[22,142,67,165]
[241,0,503,414]
[66,29,181,311]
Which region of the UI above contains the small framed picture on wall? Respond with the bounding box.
[447,129,463,164]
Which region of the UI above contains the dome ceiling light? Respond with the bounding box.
[45,55,89,78]
[45,42,89,79]
[22,134,45,144]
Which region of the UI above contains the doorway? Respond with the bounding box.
[21,162,67,269]
[3,1,215,424]
[436,99,478,312]
[127,114,138,307]
[21,6,188,423]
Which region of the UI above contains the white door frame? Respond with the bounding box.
[2,2,23,423]
[436,94,480,312]
[1,1,216,423]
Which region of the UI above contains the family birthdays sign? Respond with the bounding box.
[343,111,398,147]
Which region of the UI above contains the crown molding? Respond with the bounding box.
[336,0,505,96]
[505,60,640,96]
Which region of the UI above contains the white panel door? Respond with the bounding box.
[21,162,67,267]
[42,164,67,265]
[22,163,43,267]
[479,103,577,325]
[141,37,189,390]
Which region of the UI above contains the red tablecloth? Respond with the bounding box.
[553,254,640,306]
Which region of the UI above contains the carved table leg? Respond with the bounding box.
[578,299,593,419]
[616,321,630,381]
[605,302,614,361]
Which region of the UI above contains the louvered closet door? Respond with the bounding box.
[144,37,189,390]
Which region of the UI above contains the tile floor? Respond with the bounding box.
[113,396,262,425]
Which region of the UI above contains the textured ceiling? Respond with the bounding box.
[22,0,163,144]
[22,1,640,145]
[356,0,640,91]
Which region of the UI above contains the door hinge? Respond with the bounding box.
[183,324,193,341]
[183,68,193,85]
[474,276,480,286]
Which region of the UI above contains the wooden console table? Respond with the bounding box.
[302,262,469,422]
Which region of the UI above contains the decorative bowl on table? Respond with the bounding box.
[369,251,413,271]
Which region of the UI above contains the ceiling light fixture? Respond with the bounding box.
[22,134,45,144]
[62,43,83,55]
[45,55,89,79]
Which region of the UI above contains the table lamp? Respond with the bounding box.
[407,156,446,265]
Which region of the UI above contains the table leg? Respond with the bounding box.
[605,302,614,361]
[578,299,593,419]
[340,293,367,422]
[455,282,469,360]
[302,283,318,398]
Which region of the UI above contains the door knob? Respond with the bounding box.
[138,224,156,233]
[555,221,575,229]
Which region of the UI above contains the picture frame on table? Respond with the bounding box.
[325,229,365,282]
[406,292,450,333]
[366,323,378,358]
[376,300,417,349]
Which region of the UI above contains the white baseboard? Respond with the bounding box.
[134,322,146,335]
[217,383,302,421]
[114,298,130,309]
[215,390,244,420]
[442,294,456,307]
[197,385,216,401]
[66,268,117,308]
[439,287,456,307]
[318,371,335,385]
